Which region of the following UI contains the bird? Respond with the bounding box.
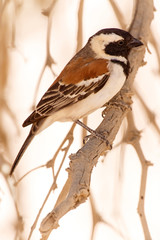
[10,28,143,175]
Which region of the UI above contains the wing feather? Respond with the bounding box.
[23,58,110,127]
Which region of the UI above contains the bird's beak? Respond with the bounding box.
[128,37,143,49]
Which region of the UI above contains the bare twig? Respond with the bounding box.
[125,112,153,240]
[49,123,76,178]
[109,0,126,29]
[149,30,160,74]
[75,0,84,53]
[14,164,46,185]
[128,1,154,239]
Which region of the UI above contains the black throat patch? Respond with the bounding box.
[111,59,130,77]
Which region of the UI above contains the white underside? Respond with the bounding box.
[38,61,126,133]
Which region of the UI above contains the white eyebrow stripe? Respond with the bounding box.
[90,33,127,64]
[91,33,123,47]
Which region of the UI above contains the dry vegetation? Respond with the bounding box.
[0,0,160,240]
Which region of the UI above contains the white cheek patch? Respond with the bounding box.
[90,33,127,64]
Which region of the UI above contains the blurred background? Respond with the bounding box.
[0,0,160,239]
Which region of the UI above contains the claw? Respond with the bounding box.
[83,135,92,144]
[75,119,111,148]
[83,131,111,149]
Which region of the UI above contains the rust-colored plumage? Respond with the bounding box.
[55,57,109,84]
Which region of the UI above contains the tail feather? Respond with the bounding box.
[10,130,35,176]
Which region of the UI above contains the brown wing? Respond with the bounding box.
[23,58,109,127]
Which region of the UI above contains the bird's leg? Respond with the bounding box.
[75,119,107,144]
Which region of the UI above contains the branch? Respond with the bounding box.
[39,97,131,238]
[109,0,126,29]
[76,0,84,53]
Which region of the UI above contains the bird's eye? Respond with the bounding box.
[117,40,124,46]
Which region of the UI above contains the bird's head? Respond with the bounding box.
[88,28,143,63]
